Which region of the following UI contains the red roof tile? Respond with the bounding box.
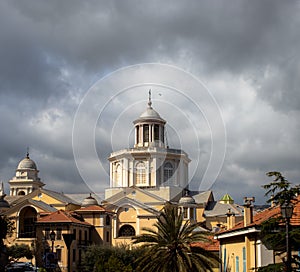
[37,210,91,225]
[192,237,220,251]
[221,196,300,233]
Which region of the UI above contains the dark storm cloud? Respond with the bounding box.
[0,0,299,203]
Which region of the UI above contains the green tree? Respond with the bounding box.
[259,172,300,271]
[0,215,15,271]
[263,171,300,205]
[7,244,33,263]
[82,244,143,272]
[132,203,220,272]
[0,215,15,242]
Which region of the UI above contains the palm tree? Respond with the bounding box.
[132,203,219,272]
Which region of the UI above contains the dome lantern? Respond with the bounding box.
[133,90,166,148]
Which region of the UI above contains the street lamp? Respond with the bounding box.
[49,230,56,253]
[280,201,294,271]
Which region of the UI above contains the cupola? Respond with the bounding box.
[133,90,166,148]
[220,193,234,204]
[9,151,45,196]
[82,193,99,207]
[179,191,196,205]
[17,153,37,170]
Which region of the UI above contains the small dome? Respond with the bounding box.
[133,91,166,124]
[17,154,37,170]
[134,106,166,124]
[140,107,162,119]
[179,194,196,205]
[82,194,98,207]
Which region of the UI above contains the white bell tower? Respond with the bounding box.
[9,152,45,196]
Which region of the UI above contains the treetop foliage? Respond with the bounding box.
[263,171,300,205]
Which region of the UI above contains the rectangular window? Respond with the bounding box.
[223,248,227,272]
[190,208,195,220]
[84,230,88,241]
[136,162,146,185]
[236,256,239,272]
[243,247,246,272]
[79,230,82,243]
[24,218,35,238]
[183,208,188,219]
[106,231,110,243]
[73,229,76,240]
[56,249,62,262]
[106,215,110,226]
[79,249,82,265]
[72,249,76,262]
[45,228,50,240]
[56,228,62,240]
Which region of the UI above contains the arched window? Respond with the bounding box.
[115,164,122,187]
[136,162,146,185]
[118,225,135,237]
[18,206,37,238]
[18,191,25,196]
[164,162,174,183]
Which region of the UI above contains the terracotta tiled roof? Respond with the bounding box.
[192,237,220,251]
[37,210,91,225]
[221,196,300,233]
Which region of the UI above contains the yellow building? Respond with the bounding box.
[215,197,288,272]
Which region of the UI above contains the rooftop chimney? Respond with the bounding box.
[226,208,236,229]
[243,197,255,227]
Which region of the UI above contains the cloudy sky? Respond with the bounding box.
[0,1,299,204]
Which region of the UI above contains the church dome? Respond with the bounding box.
[82,194,98,207]
[139,107,164,120]
[179,194,196,205]
[133,91,166,124]
[17,154,37,170]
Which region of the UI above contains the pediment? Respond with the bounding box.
[105,196,160,215]
[104,186,165,205]
[3,198,57,216]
